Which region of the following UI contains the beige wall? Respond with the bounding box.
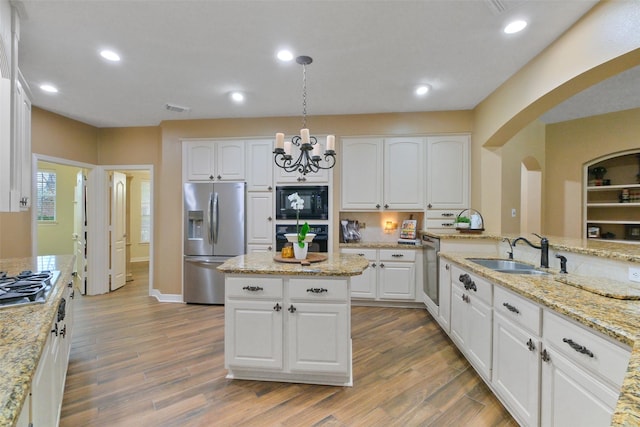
[545,107,640,238]
[500,121,546,234]
[36,161,79,256]
[32,107,99,163]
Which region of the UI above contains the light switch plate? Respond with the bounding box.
[629,267,640,283]
[511,208,516,218]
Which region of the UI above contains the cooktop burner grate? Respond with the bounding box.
[0,270,60,308]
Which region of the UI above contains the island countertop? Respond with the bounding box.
[218,252,369,276]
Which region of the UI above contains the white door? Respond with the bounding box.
[110,171,127,290]
[73,171,87,294]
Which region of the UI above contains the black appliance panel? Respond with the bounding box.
[276,186,329,220]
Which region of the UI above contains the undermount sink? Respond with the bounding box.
[466,258,551,276]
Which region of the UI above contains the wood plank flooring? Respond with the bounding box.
[60,262,516,426]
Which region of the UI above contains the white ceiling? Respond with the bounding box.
[14,0,635,129]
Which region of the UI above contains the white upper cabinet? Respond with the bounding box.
[183,139,245,182]
[1,4,30,212]
[341,137,423,210]
[425,134,470,210]
[246,139,274,192]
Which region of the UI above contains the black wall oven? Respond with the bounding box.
[275,224,329,253]
[275,185,329,220]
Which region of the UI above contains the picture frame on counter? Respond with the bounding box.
[625,225,640,241]
[587,226,600,238]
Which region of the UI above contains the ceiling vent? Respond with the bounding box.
[484,0,509,15]
[165,103,190,113]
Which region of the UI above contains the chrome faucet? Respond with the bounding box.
[512,233,549,268]
[502,238,514,259]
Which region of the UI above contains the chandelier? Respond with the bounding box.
[273,55,336,176]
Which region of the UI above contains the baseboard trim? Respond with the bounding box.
[149,288,183,303]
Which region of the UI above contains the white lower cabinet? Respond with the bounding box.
[443,260,632,427]
[340,248,418,302]
[540,310,630,427]
[225,275,351,385]
[436,260,452,332]
[449,265,492,380]
[492,285,541,427]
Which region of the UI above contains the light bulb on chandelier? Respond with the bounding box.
[273,55,336,176]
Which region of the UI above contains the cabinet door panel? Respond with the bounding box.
[288,303,349,374]
[450,285,467,348]
[466,296,492,380]
[426,135,469,210]
[341,138,383,209]
[247,193,273,244]
[217,141,245,180]
[225,300,283,369]
[492,313,540,427]
[541,347,618,427]
[378,261,415,300]
[185,142,216,181]
[384,137,424,209]
[246,139,274,191]
[437,261,451,332]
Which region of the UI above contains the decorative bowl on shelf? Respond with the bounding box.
[455,222,470,229]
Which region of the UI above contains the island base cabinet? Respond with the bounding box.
[541,347,619,427]
[225,275,352,386]
[492,312,540,427]
[225,300,283,370]
[288,303,349,374]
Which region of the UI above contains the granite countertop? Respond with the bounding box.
[218,252,369,276]
[0,255,75,427]
[422,230,640,263]
[439,252,640,426]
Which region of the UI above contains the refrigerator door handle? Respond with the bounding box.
[212,192,219,244]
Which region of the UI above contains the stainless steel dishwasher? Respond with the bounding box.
[422,235,440,310]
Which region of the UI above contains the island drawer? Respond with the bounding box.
[226,276,283,299]
[379,249,416,262]
[288,278,348,302]
[543,309,631,387]
[494,285,541,336]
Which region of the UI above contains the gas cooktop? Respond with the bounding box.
[0,270,60,309]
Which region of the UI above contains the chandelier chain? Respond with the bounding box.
[301,63,307,129]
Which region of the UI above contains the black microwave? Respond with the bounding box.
[275,185,329,220]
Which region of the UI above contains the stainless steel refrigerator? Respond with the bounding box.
[184,182,246,304]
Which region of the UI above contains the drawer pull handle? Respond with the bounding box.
[562,338,594,358]
[442,213,454,217]
[503,302,520,314]
[307,288,328,294]
[526,338,535,352]
[443,223,454,227]
[273,303,282,312]
[51,323,58,337]
[391,254,404,258]
[462,294,470,303]
[357,253,365,256]
[243,286,264,292]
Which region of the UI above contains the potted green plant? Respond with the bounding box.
[590,166,607,180]
[455,215,471,229]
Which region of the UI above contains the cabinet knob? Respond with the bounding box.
[379,263,385,268]
[273,303,282,312]
[384,204,389,209]
[375,204,381,209]
[268,246,273,251]
[217,175,222,180]
[209,175,214,180]
[445,264,450,270]
[51,323,58,336]
[526,338,536,352]
[268,216,273,221]
[268,186,273,191]
[541,349,551,363]
[371,263,377,268]
[288,305,297,313]
[427,203,432,209]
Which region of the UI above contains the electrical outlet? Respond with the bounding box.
[511,208,517,218]
[360,222,366,229]
[630,267,640,283]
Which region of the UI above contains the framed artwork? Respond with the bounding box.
[587,226,600,238]
[625,225,640,241]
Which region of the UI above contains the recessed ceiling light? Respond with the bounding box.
[277,50,294,62]
[230,92,245,102]
[40,84,58,93]
[504,20,527,34]
[415,85,431,96]
[100,49,121,62]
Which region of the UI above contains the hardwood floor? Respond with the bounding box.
[60,262,516,426]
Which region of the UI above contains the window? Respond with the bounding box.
[36,170,57,221]
[140,180,151,243]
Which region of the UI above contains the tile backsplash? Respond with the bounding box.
[339,211,423,243]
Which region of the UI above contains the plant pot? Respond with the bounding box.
[293,242,308,260]
[284,233,316,243]
[456,222,470,229]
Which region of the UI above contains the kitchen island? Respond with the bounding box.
[218,252,368,386]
